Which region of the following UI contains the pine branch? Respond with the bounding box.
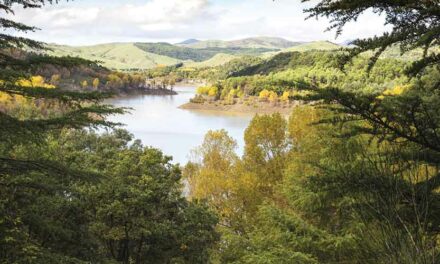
[0,33,44,49]
[302,0,440,73]
[0,17,38,31]
[1,83,115,103]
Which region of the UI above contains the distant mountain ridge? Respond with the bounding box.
[178,39,200,45]
[180,37,302,49]
[45,37,345,70]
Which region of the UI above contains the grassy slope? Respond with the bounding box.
[50,40,413,72]
[134,42,214,61]
[284,41,341,52]
[185,53,238,68]
[47,43,181,70]
[260,41,341,58]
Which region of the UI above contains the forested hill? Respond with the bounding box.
[45,37,343,70]
[178,36,302,49]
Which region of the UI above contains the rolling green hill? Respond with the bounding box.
[47,43,181,70]
[260,41,342,58]
[185,53,238,68]
[182,37,300,49]
[284,41,341,52]
[47,41,278,70]
[134,42,213,62]
[45,39,347,71]
[135,42,277,61]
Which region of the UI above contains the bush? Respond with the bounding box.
[197,86,218,97]
[190,94,206,104]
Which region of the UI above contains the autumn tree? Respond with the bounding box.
[185,130,243,227]
[81,80,88,88]
[92,78,100,89]
[243,113,289,196]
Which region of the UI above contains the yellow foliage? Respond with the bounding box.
[237,89,244,98]
[92,78,100,89]
[1,76,55,109]
[186,114,292,226]
[197,86,218,97]
[0,91,11,102]
[259,89,270,99]
[268,91,278,102]
[259,89,278,102]
[281,91,290,102]
[377,85,407,99]
[184,130,261,223]
[81,80,88,88]
[196,86,208,95]
[208,87,218,97]
[16,75,55,89]
[180,67,196,72]
[228,88,238,98]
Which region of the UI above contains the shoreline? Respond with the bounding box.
[109,87,178,98]
[179,101,299,115]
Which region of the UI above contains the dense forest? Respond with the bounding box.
[2,0,440,263]
[134,43,277,62]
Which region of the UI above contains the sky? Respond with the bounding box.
[7,0,390,46]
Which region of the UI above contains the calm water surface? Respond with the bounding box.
[106,86,253,164]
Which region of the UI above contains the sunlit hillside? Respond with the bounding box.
[47,43,181,70]
[182,36,301,49]
[185,53,238,68]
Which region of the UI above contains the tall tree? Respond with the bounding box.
[1,0,122,171]
[243,113,289,196]
[292,0,440,262]
[0,1,122,262]
[296,0,440,192]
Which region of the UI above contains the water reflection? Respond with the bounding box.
[106,86,254,164]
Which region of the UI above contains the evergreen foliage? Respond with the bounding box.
[303,0,440,74]
[183,1,440,263]
[0,2,218,263]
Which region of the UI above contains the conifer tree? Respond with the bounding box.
[0,0,123,175]
[297,0,440,190]
[0,2,123,262]
[302,0,440,74]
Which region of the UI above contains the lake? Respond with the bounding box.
[106,85,254,164]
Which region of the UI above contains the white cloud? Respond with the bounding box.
[6,0,390,45]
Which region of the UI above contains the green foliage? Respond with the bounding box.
[203,50,409,101]
[135,42,215,62]
[4,0,440,263]
[59,130,219,263]
[243,114,288,192]
[186,53,238,68]
[0,2,219,263]
[1,129,219,263]
[303,0,440,74]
